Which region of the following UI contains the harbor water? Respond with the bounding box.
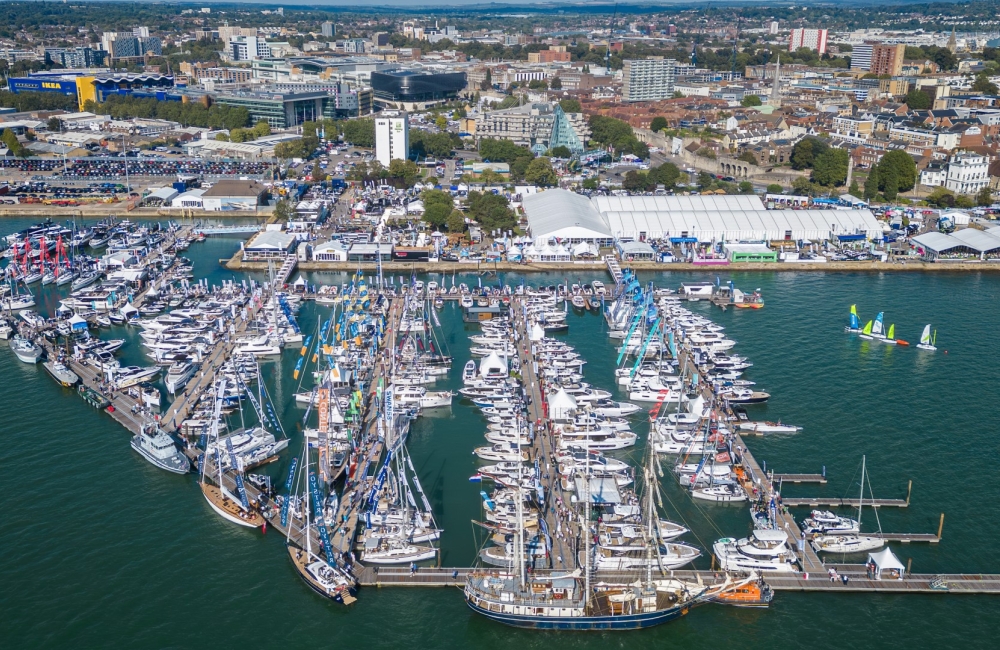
[2,225,999,648]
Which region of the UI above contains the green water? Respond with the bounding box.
[2,226,998,648]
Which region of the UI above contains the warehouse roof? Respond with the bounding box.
[522,189,612,240]
[202,180,267,198]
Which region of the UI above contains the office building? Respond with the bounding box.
[229,36,271,62]
[321,22,335,38]
[42,47,106,69]
[370,70,466,110]
[214,90,326,129]
[101,30,162,60]
[788,28,828,55]
[375,112,409,166]
[474,102,590,154]
[851,43,874,71]
[622,58,676,102]
[870,43,906,77]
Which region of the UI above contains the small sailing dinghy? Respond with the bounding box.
[870,312,886,340]
[859,320,874,340]
[845,304,862,333]
[917,324,937,351]
[884,324,897,345]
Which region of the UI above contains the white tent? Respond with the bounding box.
[867,548,905,580]
[572,241,598,258]
[687,395,707,417]
[548,388,578,420]
[69,314,89,332]
[528,323,546,341]
[480,351,508,378]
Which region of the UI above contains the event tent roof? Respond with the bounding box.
[948,227,1000,252]
[911,231,968,253]
[522,189,613,240]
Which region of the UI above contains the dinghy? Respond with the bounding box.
[917,324,937,351]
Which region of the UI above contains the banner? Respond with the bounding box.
[234,472,251,512]
[280,457,298,527]
[309,471,337,566]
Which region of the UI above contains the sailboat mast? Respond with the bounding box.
[858,455,865,528]
[304,444,313,557]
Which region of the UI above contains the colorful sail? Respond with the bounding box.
[849,305,860,330]
[872,312,885,337]
[862,320,873,335]
[887,324,895,339]
[920,324,932,345]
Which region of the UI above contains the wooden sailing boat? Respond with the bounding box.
[200,378,265,528]
[285,441,358,604]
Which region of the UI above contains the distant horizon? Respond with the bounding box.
[7,0,936,8]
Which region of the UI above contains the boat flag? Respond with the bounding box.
[280,457,298,527]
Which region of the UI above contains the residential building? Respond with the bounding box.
[528,47,571,64]
[474,102,591,154]
[375,112,409,166]
[42,47,106,69]
[833,116,875,139]
[101,30,162,60]
[851,43,874,71]
[944,152,989,194]
[321,22,335,38]
[788,28,829,55]
[218,26,258,42]
[229,36,271,61]
[622,58,677,102]
[870,43,906,77]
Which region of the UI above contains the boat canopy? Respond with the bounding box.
[479,351,508,377]
[868,548,905,580]
[69,314,88,331]
[548,388,578,420]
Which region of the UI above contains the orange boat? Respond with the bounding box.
[896,339,910,346]
[714,579,774,608]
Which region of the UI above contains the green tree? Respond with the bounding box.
[582,177,599,190]
[649,162,680,188]
[955,194,975,209]
[481,68,492,90]
[467,190,516,230]
[252,120,271,138]
[273,199,296,221]
[622,170,648,191]
[0,128,25,157]
[649,116,668,132]
[863,167,880,201]
[548,145,571,158]
[421,189,454,229]
[479,138,533,164]
[559,98,582,113]
[311,162,325,182]
[972,73,999,96]
[435,115,449,131]
[340,118,376,147]
[882,168,899,201]
[388,159,421,186]
[738,181,754,194]
[524,156,557,186]
[811,148,850,187]
[926,186,955,208]
[792,176,816,196]
[766,183,784,194]
[527,79,548,90]
[977,185,993,206]
[446,209,467,233]
[46,116,61,131]
[849,179,860,196]
[791,137,829,170]
[904,89,932,110]
[736,151,758,166]
[549,76,562,90]
[877,150,917,193]
[741,94,762,107]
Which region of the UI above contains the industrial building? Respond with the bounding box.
[522,190,881,244]
[371,70,466,110]
[201,180,268,211]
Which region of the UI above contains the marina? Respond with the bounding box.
[4,215,1000,644]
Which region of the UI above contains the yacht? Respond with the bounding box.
[713,530,797,573]
[691,484,747,502]
[737,421,802,434]
[115,365,162,388]
[360,538,437,564]
[234,334,282,357]
[811,534,885,555]
[130,427,191,474]
[164,360,197,394]
[391,385,453,409]
[802,510,860,535]
[9,335,42,363]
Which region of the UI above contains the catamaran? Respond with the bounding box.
[845,304,862,333]
[870,312,886,340]
[917,324,938,351]
[858,320,874,340]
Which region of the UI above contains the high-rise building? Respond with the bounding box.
[321,22,335,38]
[870,43,905,77]
[622,58,676,102]
[218,25,258,42]
[375,112,409,166]
[100,31,161,60]
[788,28,828,55]
[43,46,106,69]
[229,36,271,62]
[850,43,874,71]
[769,21,779,35]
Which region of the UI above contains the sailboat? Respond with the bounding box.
[858,320,874,340]
[870,312,886,340]
[883,324,897,345]
[463,428,712,630]
[917,325,938,351]
[200,378,266,528]
[285,442,358,604]
[845,304,862,333]
[811,456,885,555]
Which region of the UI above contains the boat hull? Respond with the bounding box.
[201,483,263,528]
[466,598,689,630]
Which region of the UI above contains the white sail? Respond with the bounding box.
[920,324,932,345]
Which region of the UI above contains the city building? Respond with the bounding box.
[214,90,326,129]
[474,102,590,154]
[321,22,336,38]
[788,28,829,55]
[42,47,106,69]
[202,179,267,211]
[850,43,875,71]
[622,58,677,102]
[870,43,906,77]
[370,70,466,110]
[528,47,571,64]
[375,112,409,166]
[944,152,989,194]
[229,36,271,61]
[101,30,162,61]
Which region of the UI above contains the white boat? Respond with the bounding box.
[361,538,437,564]
[43,360,80,386]
[917,324,937,351]
[392,385,453,409]
[691,484,746,502]
[802,510,859,535]
[474,444,528,462]
[591,542,700,571]
[114,365,162,388]
[164,360,197,394]
[713,530,797,573]
[130,426,190,474]
[737,421,802,434]
[9,335,42,363]
[233,334,281,357]
[811,534,884,554]
[71,270,102,291]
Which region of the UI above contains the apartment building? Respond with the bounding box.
[622,58,677,102]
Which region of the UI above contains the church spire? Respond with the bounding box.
[769,55,782,108]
